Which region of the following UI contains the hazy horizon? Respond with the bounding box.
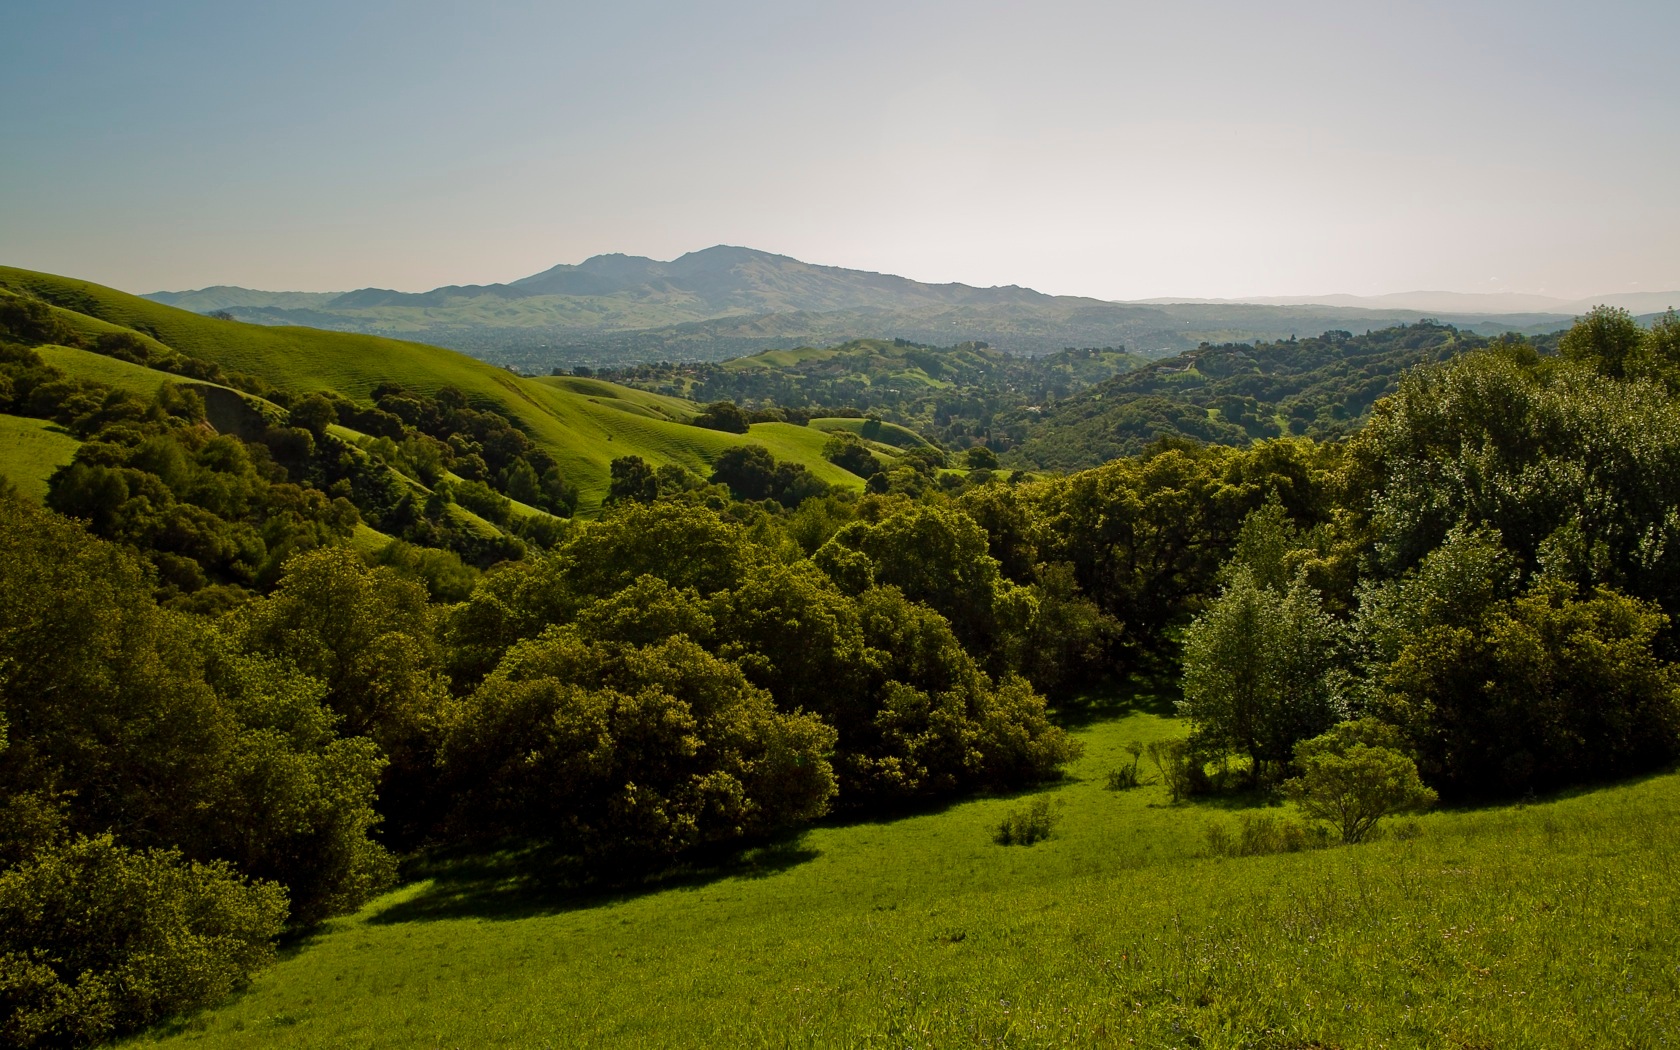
[4,1,1676,301]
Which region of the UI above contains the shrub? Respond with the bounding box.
[1282,721,1437,844]
[1145,739,1196,803]
[1106,740,1148,789]
[1205,812,1330,857]
[440,632,838,861]
[0,836,286,1048]
[994,798,1057,846]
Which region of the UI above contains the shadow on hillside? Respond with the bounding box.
[368,835,819,925]
[1051,671,1181,729]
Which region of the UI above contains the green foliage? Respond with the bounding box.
[0,835,286,1049]
[0,501,393,925]
[1105,740,1147,789]
[1379,584,1680,798]
[1180,567,1346,785]
[439,631,838,860]
[691,400,750,433]
[709,444,829,506]
[1351,348,1680,614]
[1558,304,1647,379]
[607,455,658,504]
[821,431,879,478]
[1204,811,1330,857]
[1283,721,1437,843]
[1013,322,1475,469]
[993,798,1057,845]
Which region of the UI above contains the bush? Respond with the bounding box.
[1205,812,1330,857]
[440,632,838,861]
[0,836,286,1049]
[1105,740,1148,789]
[994,798,1057,846]
[1145,739,1197,803]
[1282,721,1437,844]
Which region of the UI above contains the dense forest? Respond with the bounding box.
[3,300,1680,1046]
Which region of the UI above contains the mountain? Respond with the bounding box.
[143,246,1625,369]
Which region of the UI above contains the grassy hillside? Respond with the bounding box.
[125,703,1679,1049]
[0,414,81,500]
[0,267,867,511]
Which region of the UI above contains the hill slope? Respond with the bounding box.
[0,266,865,511]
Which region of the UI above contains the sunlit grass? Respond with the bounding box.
[0,413,80,500]
[128,694,1680,1048]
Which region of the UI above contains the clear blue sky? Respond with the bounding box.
[2,0,1676,299]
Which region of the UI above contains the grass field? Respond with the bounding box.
[1,268,868,512]
[126,694,1680,1049]
[0,414,80,500]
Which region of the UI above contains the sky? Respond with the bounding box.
[2,0,1677,301]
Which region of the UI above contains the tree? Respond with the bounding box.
[0,835,287,1049]
[1559,304,1646,379]
[287,394,338,438]
[710,445,777,501]
[439,632,837,860]
[1283,721,1436,843]
[607,455,658,504]
[1379,584,1680,798]
[823,433,879,478]
[1179,567,1345,786]
[692,401,750,434]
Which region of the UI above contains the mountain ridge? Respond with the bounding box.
[136,246,1667,369]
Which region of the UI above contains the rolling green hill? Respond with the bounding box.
[0,414,81,500]
[0,267,868,511]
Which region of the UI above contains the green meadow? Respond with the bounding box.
[128,699,1680,1050]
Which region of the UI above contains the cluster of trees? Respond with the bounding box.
[0,489,1097,1045]
[1176,308,1680,804]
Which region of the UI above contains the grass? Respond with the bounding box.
[0,413,80,501]
[0,267,869,513]
[124,700,1680,1049]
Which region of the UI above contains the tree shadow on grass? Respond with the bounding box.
[1051,672,1182,729]
[366,834,819,926]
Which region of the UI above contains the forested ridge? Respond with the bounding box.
[2,293,1679,1045]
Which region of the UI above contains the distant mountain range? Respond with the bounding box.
[144,246,1676,369]
[1132,290,1679,316]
